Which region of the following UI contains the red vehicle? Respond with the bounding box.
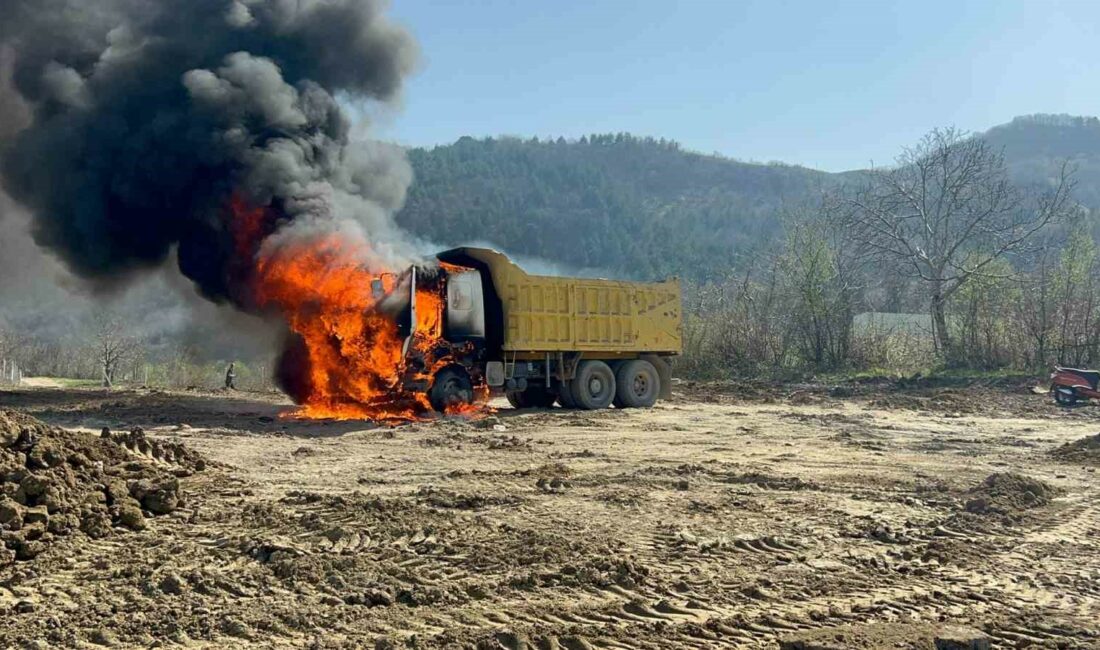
[1050,366,1100,406]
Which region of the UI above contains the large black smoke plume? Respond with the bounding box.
[0,0,419,305]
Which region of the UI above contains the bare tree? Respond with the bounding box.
[90,311,138,388]
[837,128,1075,361]
[0,320,13,362]
[0,321,14,384]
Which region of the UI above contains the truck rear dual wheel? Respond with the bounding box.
[557,360,662,410]
[613,359,660,408]
[570,360,617,410]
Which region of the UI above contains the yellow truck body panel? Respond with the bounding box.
[456,248,682,355]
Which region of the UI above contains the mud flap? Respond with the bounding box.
[642,354,673,400]
[485,361,505,387]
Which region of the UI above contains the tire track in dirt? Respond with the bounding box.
[4,388,1099,648]
[528,480,1100,648]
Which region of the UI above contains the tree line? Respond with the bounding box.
[682,128,1100,377]
[0,308,276,391]
[3,127,1100,387]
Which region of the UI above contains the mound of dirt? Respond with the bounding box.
[964,472,1060,516]
[867,389,975,414]
[0,409,204,564]
[1050,433,1100,465]
[100,425,207,473]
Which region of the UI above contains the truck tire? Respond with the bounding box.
[570,360,616,410]
[614,359,659,408]
[529,388,558,408]
[557,381,577,409]
[429,367,474,412]
[1053,386,1078,407]
[507,388,556,409]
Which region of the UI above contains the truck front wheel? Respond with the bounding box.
[570,361,616,410]
[614,359,659,408]
[429,367,474,412]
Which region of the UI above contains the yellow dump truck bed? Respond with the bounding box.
[449,248,682,355]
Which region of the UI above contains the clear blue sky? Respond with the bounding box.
[375,0,1100,172]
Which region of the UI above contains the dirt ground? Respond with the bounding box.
[0,380,1098,649]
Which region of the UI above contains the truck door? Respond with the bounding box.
[445,270,485,341]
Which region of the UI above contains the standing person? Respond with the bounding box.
[225,362,236,390]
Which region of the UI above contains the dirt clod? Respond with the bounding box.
[117,503,145,531]
[0,498,22,525]
[934,625,992,649]
[129,477,180,514]
[158,572,187,595]
[22,505,48,526]
[90,627,120,647]
[220,617,251,639]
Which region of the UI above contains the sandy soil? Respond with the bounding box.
[0,381,1098,649]
[16,379,67,389]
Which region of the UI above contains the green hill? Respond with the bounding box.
[397,134,832,281]
[396,117,1100,281]
[982,114,1100,207]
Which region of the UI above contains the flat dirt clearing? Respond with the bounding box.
[1,382,1098,648]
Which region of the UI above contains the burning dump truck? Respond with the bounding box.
[0,0,680,423]
[381,247,683,413]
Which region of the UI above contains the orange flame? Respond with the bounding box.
[232,199,488,421]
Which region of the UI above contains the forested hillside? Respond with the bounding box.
[397,116,1100,281]
[397,134,832,280]
[984,114,1100,204]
